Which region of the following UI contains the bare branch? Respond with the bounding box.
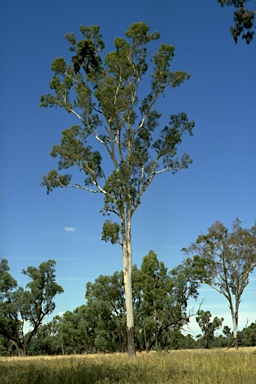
[64,183,100,193]
[67,107,83,121]
[89,102,103,114]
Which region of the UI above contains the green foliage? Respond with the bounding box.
[132,251,197,351]
[22,260,64,317]
[41,169,72,194]
[13,249,255,355]
[238,321,256,346]
[85,272,126,352]
[182,218,256,347]
[218,0,255,43]
[102,220,121,244]
[183,218,256,295]
[34,251,198,354]
[0,259,63,355]
[0,258,18,295]
[0,259,19,344]
[196,310,224,349]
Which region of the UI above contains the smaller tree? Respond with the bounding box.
[133,251,199,351]
[196,309,224,349]
[0,259,19,350]
[220,325,233,347]
[0,259,63,355]
[218,0,255,43]
[85,272,127,352]
[182,218,256,348]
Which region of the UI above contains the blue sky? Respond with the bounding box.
[1,0,255,335]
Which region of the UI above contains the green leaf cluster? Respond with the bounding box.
[0,259,63,355]
[218,0,255,43]
[196,309,224,349]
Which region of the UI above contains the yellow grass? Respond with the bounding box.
[1,347,256,383]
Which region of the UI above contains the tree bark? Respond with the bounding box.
[232,310,239,349]
[126,326,135,355]
[122,215,136,356]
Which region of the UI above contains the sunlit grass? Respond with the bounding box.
[0,347,256,383]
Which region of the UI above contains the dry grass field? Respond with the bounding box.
[0,347,256,383]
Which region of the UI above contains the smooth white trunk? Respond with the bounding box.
[231,310,238,348]
[123,243,133,329]
[122,214,135,355]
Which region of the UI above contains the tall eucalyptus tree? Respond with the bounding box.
[41,22,194,354]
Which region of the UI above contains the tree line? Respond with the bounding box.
[1,218,255,356]
[24,312,255,356]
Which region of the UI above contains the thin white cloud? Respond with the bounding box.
[64,227,76,232]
